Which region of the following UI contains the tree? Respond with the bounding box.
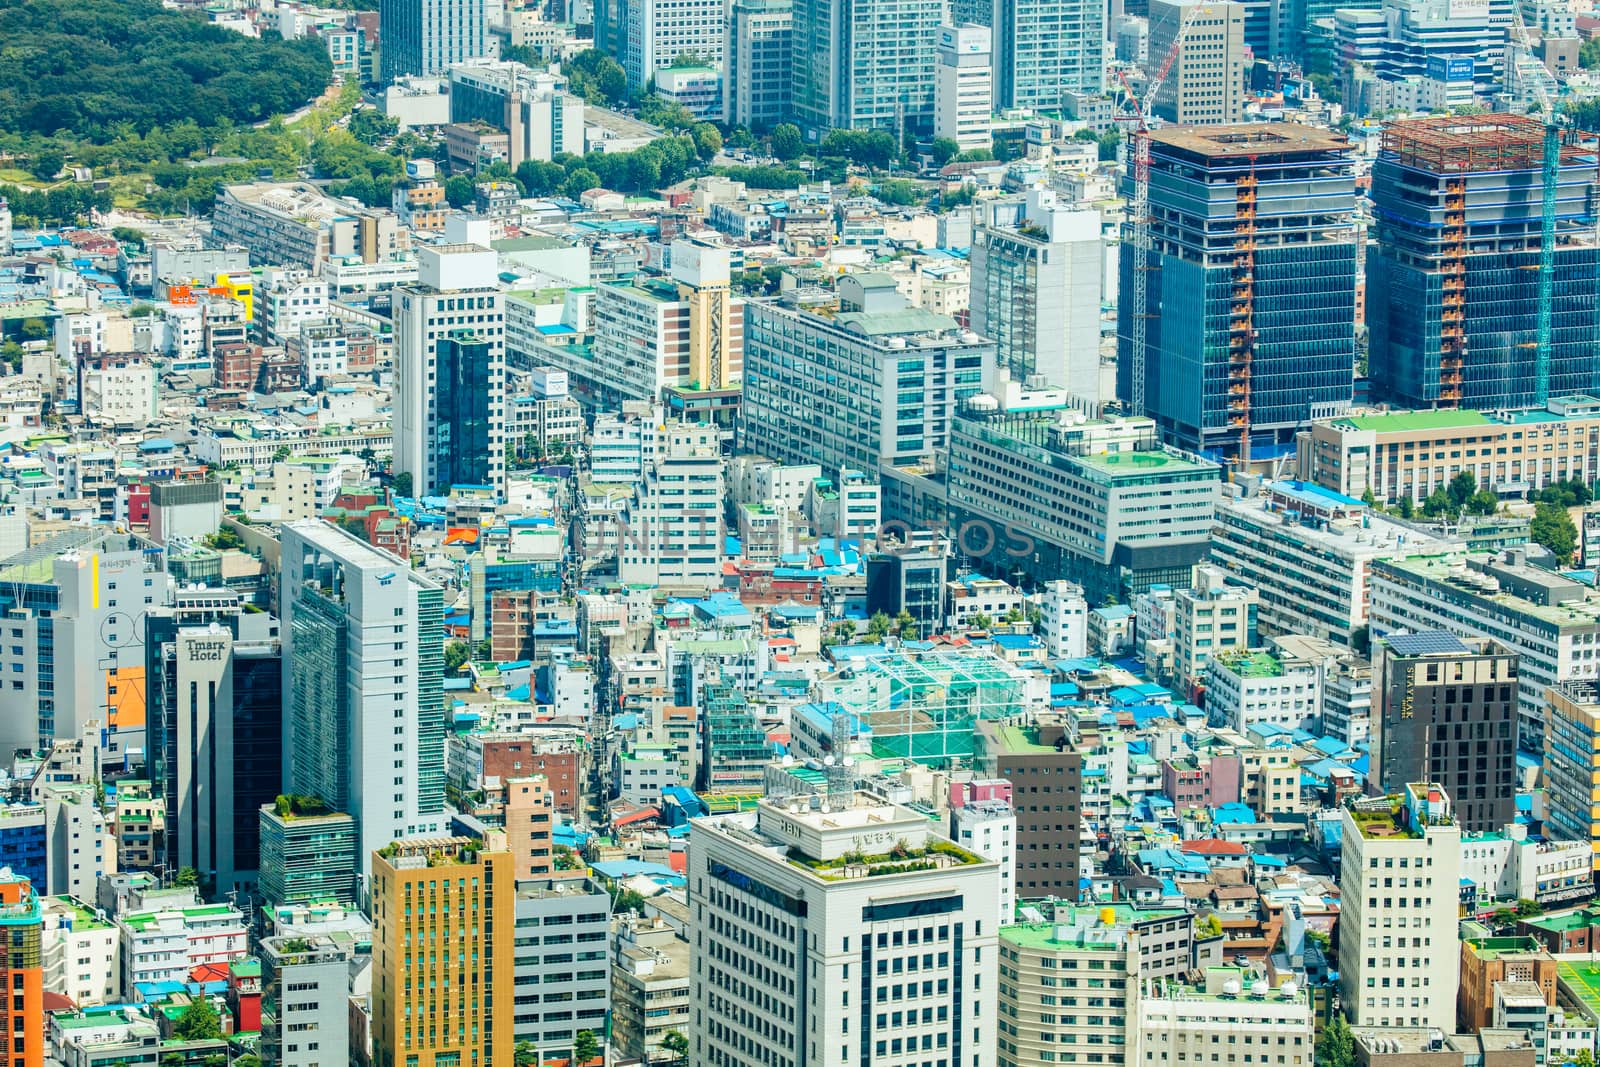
[444,174,475,208]
[895,609,918,640]
[692,122,723,160]
[19,318,48,342]
[1583,36,1600,70]
[392,471,413,497]
[563,168,601,198]
[0,341,23,370]
[515,1043,537,1067]
[572,1030,601,1067]
[1197,913,1224,937]
[613,888,647,913]
[661,1030,690,1067]
[515,159,567,197]
[1532,501,1578,565]
[1317,1013,1355,1067]
[1468,489,1500,516]
[174,866,200,888]
[348,108,399,146]
[969,613,993,631]
[867,610,894,642]
[770,122,804,161]
[234,1056,262,1067]
[1514,897,1544,918]
[445,640,471,672]
[929,137,960,167]
[1421,487,1453,518]
[1397,494,1416,520]
[29,149,65,182]
[876,179,918,205]
[174,999,223,1041]
[1447,470,1478,509]
[1360,487,1378,508]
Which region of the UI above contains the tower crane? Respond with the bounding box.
[1507,9,1563,406]
[1119,5,1202,421]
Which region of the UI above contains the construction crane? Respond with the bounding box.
[1507,9,1563,406]
[1119,4,1201,422]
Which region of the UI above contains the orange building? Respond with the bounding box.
[0,869,42,1067]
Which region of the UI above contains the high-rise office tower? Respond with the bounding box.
[1338,783,1461,1031]
[1544,681,1600,876]
[148,614,283,896]
[395,244,505,498]
[1372,631,1517,835]
[935,25,994,152]
[971,187,1102,407]
[724,0,793,130]
[279,520,447,882]
[0,530,171,757]
[689,791,1000,1067]
[1368,115,1600,412]
[959,0,1104,109]
[1117,123,1358,460]
[1148,0,1247,123]
[790,0,943,134]
[371,839,513,1067]
[0,869,41,1067]
[622,0,726,88]
[380,0,489,82]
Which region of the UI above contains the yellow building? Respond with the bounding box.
[1545,681,1600,872]
[371,838,514,1067]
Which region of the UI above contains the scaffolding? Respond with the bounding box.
[1440,176,1467,408]
[819,648,1030,765]
[1228,161,1257,462]
[1380,113,1585,172]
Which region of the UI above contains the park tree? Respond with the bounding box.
[571,1030,601,1067]
[1532,501,1578,564]
[770,123,804,161]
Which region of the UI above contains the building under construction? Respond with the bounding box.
[1117,123,1359,461]
[1369,114,1600,412]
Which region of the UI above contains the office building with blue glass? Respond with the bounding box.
[1368,114,1600,412]
[1117,123,1358,462]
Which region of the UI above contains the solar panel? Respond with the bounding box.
[1384,631,1471,657]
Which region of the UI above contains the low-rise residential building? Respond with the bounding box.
[1207,649,1321,734]
[611,914,689,1064]
[118,901,248,994]
[41,896,118,1007]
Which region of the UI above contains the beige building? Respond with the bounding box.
[1298,397,1600,504]
[1149,0,1246,124]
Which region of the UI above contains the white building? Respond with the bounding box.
[1211,480,1456,647]
[936,24,994,152]
[619,420,724,590]
[1206,649,1322,734]
[118,900,248,994]
[393,244,506,497]
[79,355,156,430]
[1039,580,1089,660]
[970,187,1102,407]
[951,799,1015,926]
[41,896,120,1007]
[278,520,449,882]
[1133,966,1314,1067]
[1338,784,1462,1031]
[1174,564,1258,691]
[256,273,329,347]
[622,0,725,88]
[690,791,1001,1067]
[40,785,117,904]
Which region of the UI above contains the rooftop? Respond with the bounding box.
[1213,650,1284,679]
[1150,123,1351,159]
[1332,409,1493,433]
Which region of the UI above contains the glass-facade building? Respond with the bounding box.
[436,331,493,491]
[1117,123,1358,461]
[790,0,943,132]
[1368,115,1600,411]
[955,0,1104,107]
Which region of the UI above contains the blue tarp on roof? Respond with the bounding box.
[1212,803,1256,824]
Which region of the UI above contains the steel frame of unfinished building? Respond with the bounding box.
[1369,115,1600,413]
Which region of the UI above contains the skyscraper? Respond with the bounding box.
[1117,123,1358,460]
[934,25,994,152]
[0,869,41,1067]
[380,0,489,82]
[689,791,1000,1067]
[394,245,505,498]
[724,0,793,130]
[371,839,513,1067]
[970,187,1102,406]
[622,0,726,88]
[147,591,283,895]
[959,0,1104,109]
[279,520,447,882]
[790,0,943,133]
[1368,114,1600,411]
[1372,631,1518,835]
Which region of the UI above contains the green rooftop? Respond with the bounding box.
[1465,936,1544,961]
[1214,650,1283,679]
[1334,410,1493,433]
[995,725,1060,755]
[1560,961,1600,1018]
[1528,907,1600,933]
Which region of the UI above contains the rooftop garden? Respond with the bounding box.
[1351,804,1418,840]
[272,794,333,820]
[788,839,982,880]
